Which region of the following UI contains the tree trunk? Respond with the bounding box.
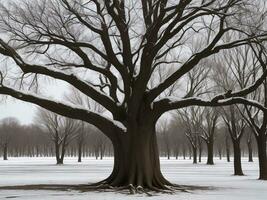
[101,122,172,189]
[55,143,62,164]
[183,148,186,160]
[189,148,192,160]
[78,143,82,163]
[3,144,8,160]
[207,141,214,165]
[60,145,66,165]
[256,135,267,180]
[226,147,231,162]
[167,150,170,160]
[193,147,197,164]
[247,140,253,162]
[232,140,244,176]
[218,149,222,160]
[100,147,104,160]
[198,144,202,163]
[175,148,179,160]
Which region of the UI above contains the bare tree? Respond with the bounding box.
[91,129,109,160]
[0,117,19,160]
[36,109,79,164]
[177,107,203,164]
[65,88,106,162]
[225,133,231,162]
[158,119,172,159]
[0,0,267,191]
[246,130,254,162]
[216,37,267,179]
[221,105,246,175]
[76,122,86,162]
[241,73,267,179]
[200,108,219,165]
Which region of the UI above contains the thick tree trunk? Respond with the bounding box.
[3,144,8,160]
[232,140,244,176]
[207,141,214,165]
[256,135,267,180]
[101,122,172,190]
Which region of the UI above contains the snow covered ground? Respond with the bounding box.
[0,157,266,200]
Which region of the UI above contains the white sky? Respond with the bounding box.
[0,81,68,124]
[0,99,36,124]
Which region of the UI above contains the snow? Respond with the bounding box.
[3,86,126,131]
[0,157,266,200]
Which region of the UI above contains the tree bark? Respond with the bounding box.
[256,135,267,180]
[207,141,214,165]
[101,122,172,189]
[233,140,244,176]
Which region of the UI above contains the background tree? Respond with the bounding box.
[65,88,107,161]
[177,107,203,164]
[246,130,254,162]
[200,108,219,165]
[158,119,172,160]
[214,33,267,179]
[0,117,19,160]
[76,122,86,162]
[240,61,267,180]
[225,133,231,162]
[220,105,246,175]
[36,109,80,164]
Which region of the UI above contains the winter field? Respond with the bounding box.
[0,157,266,200]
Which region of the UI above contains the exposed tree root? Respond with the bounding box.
[0,183,213,197]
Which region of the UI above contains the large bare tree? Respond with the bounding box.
[0,0,267,191]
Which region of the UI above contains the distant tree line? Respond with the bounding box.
[0,112,257,167]
[0,116,112,163]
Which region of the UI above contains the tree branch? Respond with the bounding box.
[0,85,126,137]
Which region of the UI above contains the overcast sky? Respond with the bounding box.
[0,81,68,125]
[0,100,36,124]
